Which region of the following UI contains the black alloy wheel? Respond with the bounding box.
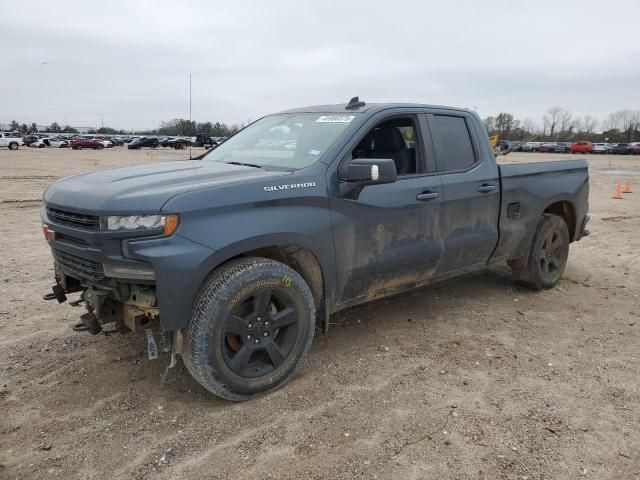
[183,257,316,401]
[509,214,570,290]
[219,287,299,378]
[537,225,569,282]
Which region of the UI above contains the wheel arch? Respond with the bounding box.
[543,200,576,241]
[166,234,334,333]
[224,244,325,311]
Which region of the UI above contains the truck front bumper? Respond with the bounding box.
[42,207,215,332]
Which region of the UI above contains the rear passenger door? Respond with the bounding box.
[426,112,500,274]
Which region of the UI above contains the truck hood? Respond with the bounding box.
[44,160,289,214]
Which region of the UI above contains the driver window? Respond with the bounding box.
[351,117,421,176]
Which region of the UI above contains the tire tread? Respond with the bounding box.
[183,257,315,401]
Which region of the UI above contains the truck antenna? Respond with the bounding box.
[345,96,366,110]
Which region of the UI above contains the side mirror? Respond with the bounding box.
[346,158,397,185]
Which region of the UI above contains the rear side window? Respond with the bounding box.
[430,115,476,171]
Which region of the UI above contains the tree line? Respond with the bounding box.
[483,107,640,143]
[139,119,245,137]
[7,120,80,134]
[4,118,245,137]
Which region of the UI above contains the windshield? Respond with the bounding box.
[202,113,355,170]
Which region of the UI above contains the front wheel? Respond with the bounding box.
[8,142,18,150]
[183,258,316,401]
[509,214,570,290]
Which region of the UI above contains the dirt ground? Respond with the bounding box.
[1,146,639,480]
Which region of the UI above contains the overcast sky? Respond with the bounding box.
[1,0,638,130]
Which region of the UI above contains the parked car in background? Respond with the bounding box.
[32,136,70,148]
[93,137,114,148]
[612,143,633,155]
[555,142,573,153]
[168,137,191,149]
[109,137,125,146]
[23,134,39,146]
[630,142,640,155]
[592,143,609,154]
[498,140,511,152]
[0,132,24,150]
[569,141,593,154]
[521,142,542,152]
[127,136,159,149]
[192,133,217,148]
[70,138,104,150]
[538,143,557,153]
[159,136,173,148]
[0,132,23,150]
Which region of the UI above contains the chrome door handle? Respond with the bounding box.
[416,192,439,201]
[477,184,496,193]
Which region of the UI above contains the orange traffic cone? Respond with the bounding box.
[623,178,632,193]
[614,183,623,199]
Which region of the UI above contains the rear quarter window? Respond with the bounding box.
[430,115,476,172]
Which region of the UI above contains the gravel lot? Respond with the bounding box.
[1,146,639,479]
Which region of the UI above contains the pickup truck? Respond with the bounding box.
[0,132,23,150]
[41,99,590,401]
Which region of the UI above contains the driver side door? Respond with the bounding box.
[328,112,444,308]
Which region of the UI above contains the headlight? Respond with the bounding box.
[105,214,179,235]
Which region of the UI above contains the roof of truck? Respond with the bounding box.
[277,102,471,115]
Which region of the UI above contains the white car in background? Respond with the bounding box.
[0,132,23,150]
[88,137,113,148]
[592,143,608,154]
[32,136,70,148]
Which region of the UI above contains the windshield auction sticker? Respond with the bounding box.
[316,115,355,123]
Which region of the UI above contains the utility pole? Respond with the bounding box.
[189,73,192,160]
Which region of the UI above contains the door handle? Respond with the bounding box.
[416,192,439,201]
[477,184,496,193]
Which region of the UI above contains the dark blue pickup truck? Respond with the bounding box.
[42,98,589,400]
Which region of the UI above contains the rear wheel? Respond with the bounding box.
[183,258,316,401]
[509,214,570,290]
[8,142,18,150]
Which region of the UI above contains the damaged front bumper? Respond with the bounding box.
[41,206,214,334]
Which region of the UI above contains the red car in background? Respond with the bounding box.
[70,138,104,150]
[569,141,593,153]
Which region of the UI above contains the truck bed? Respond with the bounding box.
[491,159,589,262]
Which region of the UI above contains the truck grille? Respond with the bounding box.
[55,233,89,248]
[47,208,100,230]
[53,249,104,281]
